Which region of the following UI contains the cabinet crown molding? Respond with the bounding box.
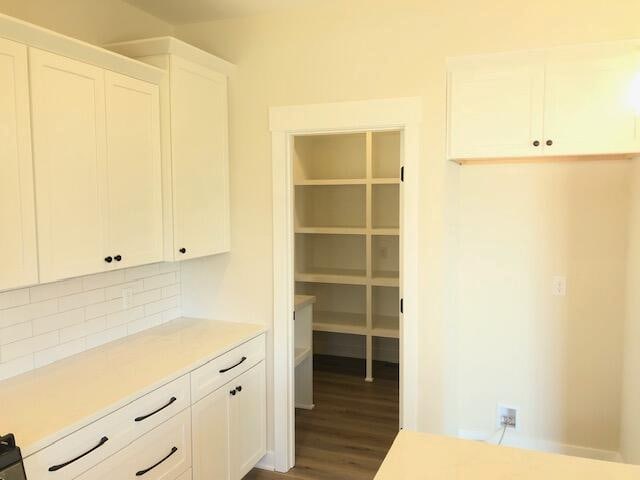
[0,13,163,84]
[105,36,236,76]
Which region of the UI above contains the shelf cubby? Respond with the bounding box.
[294,133,367,182]
[372,130,401,179]
[372,184,400,229]
[296,282,367,334]
[295,185,366,228]
[372,286,400,338]
[295,234,366,283]
[372,235,399,281]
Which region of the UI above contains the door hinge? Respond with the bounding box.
[400,166,404,182]
[400,298,404,314]
[293,311,296,321]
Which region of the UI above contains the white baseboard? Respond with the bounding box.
[458,430,622,463]
[295,403,315,410]
[255,450,276,471]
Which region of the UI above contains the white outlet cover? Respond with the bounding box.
[497,404,520,431]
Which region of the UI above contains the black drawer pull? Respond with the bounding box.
[48,436,109,472]
[219,356,247,374]
[136,446,178,476]
[134,397,177,422]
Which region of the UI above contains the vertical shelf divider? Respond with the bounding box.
[365,132,374,382]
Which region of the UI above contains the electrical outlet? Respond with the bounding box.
[122,288,134,310]
[497,404,518,430]
[552,275,567,296]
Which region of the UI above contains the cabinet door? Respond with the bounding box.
[0,38,38,291]
[104,71,163,268]
[229,361,266,480]
[447,55,545,160]
[30,48,108,282]
[170,56,230,260]
[192,384,231,480]
[543,43,640,156]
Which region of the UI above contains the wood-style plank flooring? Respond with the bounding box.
[244,355,399,480]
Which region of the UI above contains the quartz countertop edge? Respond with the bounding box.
[0,317,267,457]
[375,430,640,479]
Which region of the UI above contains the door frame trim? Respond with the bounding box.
[270,97,422,472]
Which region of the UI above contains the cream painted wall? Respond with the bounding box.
[174,0,640,456]
[621,162,640,463]
[458,160,630,453]
[0,0,172,44]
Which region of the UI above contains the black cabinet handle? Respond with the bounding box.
[533,140,540,147]
[104,256,113,263]
[135,446,178,476]
[179,248,186,254]
[546,140,553,146]
[114,255,122,262]
[230,389,237,396]
[219,356,247,373]
[48,436,109,472]
[236,385,242,392]
[134,397,177,422]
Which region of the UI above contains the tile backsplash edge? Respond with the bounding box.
[0,262,183,381]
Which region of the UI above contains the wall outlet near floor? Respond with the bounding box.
[552,275,567,296]
[122,287,134,310]
[497,404,518,430]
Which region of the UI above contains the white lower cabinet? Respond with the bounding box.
[76,408,191,480]
[192,361,267,480]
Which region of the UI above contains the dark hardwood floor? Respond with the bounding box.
[244,355,399,480]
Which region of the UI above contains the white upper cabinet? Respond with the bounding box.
[171,56,230,260]
[0,38,38,291]
[30,48,108,282]
[30,48,163,283]
[447,54,545,159]
[104,71,163,268]
[447,41,640,161]
[106,37,234,262]
[543,43,640,156]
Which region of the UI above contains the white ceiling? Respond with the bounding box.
[124,0,320,24]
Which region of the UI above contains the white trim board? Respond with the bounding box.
[270,97,422,472]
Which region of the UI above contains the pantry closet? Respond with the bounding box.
[293,130,402,381]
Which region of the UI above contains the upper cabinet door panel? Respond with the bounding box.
[105,71,163,268]
[448,55,545,159]
[543,44,640,156]
[30,48,107,282]
[170,56,230,260]
[0,38,38,291]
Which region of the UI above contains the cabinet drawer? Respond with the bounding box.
[191,334,265,403]
[24,375,190,480]
[76,408,191,480]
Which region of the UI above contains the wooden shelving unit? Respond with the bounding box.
[294,130,401,381]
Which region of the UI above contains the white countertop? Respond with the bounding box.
[0,317,266,457]
[294,294,316,311]
[375,431,640,479]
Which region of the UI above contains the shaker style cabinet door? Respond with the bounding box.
[170,56,230,260]
[543,43,640,157]
[104,71,163,269]
[29,48,108,283]
[447,54,545,160]
[229,362,267,480]
[192,382,231,480]
[0,38,38,291]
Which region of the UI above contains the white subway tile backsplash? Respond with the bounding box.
[30,278,82,303]
[60,316,107,343]
[82,270,126,291]
[0,299,58,329]
[0,322,33,345]
[0,355,34,382]
[33,309,85,335]
[86,325,127,349]
[35,338,86,368]
[59,289,105,312]
[1,332,58,362]
[0,289,30,310]
[0,263,182,381]
[106,306,145,328]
